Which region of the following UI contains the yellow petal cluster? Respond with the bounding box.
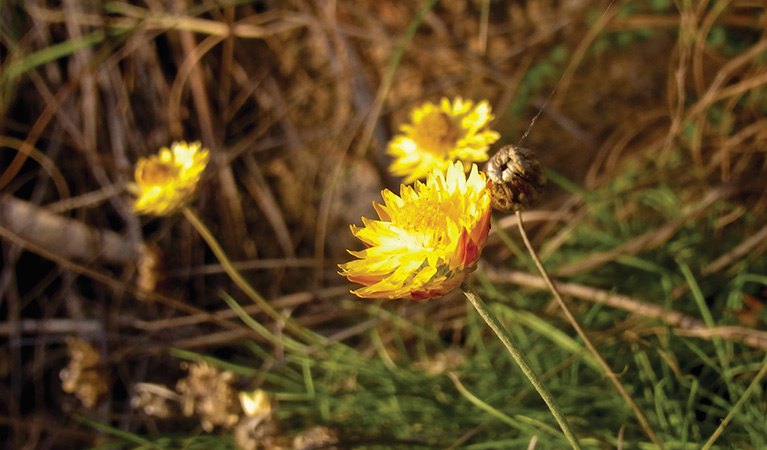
[339,161,492,300]
[387,97,500,183]
[131,141,210,216]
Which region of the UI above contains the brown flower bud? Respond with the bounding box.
[483,145,546,212]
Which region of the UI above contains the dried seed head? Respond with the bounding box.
[483,145,546,212]
[176,361,240,431]
[293,426,341,450]
[60,337,109,409]
[131,382,179,418]
[234,415,286,450]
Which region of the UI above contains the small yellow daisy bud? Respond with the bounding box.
[484,145,546,212]
[131,141,210,216]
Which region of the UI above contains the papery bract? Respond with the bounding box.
[339,162,492,299]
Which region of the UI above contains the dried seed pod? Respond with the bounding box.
[483,145,546,212]
[60,337,109,409]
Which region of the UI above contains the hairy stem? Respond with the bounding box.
[516,210,664,449]
[462,283,583,450]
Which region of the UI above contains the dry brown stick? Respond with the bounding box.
[493,210,569,231]
[585,108,668,189]
[162,25,249,261]
[685,38,767,121]
[660,0,694,163]
[0,224,267,344]
[133,286,349,332]
[43,183,126,214]
[670,327,767,350]
[165,32,221,138]
[692,1,728,97]
[0,136,70,201]
[241,153,297,259]
[606,13,766,31]
[0,285,350,337]
[554,214,688,277]
[482,267,767,350]
[515,212,664,449]
[702,224,767,276]
[175,21,216,147]
[554,182,738,277]
[30,2,307,38]
[706,119,767,176]
[0,319,102,335]
[484,266,704,329]
[175,20,252,260]
[0,54,82,192]
[165,257,315,276]
[0,194,147,266]
[158,328,254,351]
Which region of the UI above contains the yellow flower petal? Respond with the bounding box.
[339,161,492,300]
[131,141,210,216]
[387,97,500,183]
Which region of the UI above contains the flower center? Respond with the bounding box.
[137,160,177,186]
[414,111,459,155]
[397,194,453,239]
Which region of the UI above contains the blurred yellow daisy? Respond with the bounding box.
[387,97,500,183]
[131,141,210,216]
[339,161,492,300]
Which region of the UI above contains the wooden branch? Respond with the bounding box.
[0,194,147,265]
[483,266,767,350]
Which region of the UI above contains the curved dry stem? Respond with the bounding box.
[516,211,664,449]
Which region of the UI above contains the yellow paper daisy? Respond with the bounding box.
[339,161,492,300]
[131,141,210,216]
[387,97,500,183]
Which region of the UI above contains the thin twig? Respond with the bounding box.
[482,267,704,329]
[482,266,767,350]
[133,286,348,331]
[516,211,664,449]
[0,319,102,335]
[0,223,264,343]
[702,224,767,276]
[555,182,737,277]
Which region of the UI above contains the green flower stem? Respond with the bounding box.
[461,283,583,450]
[182,206,326,347]
[515,211,664,449]
[701,351,767,450]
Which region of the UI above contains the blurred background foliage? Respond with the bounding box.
[1,0,767,449]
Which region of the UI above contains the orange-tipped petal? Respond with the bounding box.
[340,162,491,299]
